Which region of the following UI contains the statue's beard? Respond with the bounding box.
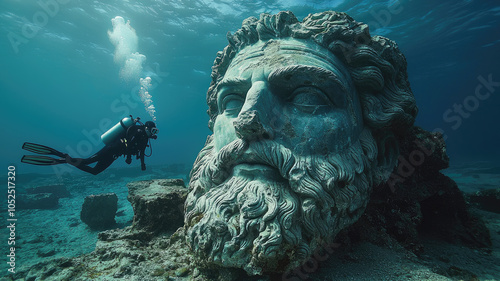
[185,129,379,275]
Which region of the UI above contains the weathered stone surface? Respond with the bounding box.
[26,184,70,198]
[338,127,491,253]
[80,193,118,230]
[127,178,188,234]
[466,188,500,214]
[18,193,59,210]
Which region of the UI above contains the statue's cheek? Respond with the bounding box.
[213,114,238,151]
[284,111,358,155]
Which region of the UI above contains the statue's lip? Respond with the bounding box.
[233,160,281,180]
[230,152,285,180]
[232,152,271,167]
[234,163,274,170]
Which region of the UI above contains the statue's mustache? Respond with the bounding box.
[209,139,297,184]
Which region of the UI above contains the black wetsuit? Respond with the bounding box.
[123,124,150,170]
[67,125,151,175]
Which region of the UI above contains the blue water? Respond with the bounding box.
[1,0,499,175]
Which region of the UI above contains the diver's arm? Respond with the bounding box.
[124,125,142,160]
[140,148,146,170]
[139,128,147,170]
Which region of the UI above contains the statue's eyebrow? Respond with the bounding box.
[216,77,250,90]
[267,65,348,93]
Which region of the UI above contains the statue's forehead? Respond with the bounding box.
[225,38,349,80]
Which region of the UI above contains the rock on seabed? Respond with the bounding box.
[80,193,118,230]
[127,178,188,233]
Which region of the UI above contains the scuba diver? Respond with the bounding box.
[21,116,158,175]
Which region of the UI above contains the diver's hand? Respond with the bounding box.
[141,163,146,171]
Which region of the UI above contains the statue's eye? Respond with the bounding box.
[290,87,332,112]
[221,94,244,114]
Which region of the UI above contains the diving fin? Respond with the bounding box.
[21,155,66,166]
[22,142,66,158]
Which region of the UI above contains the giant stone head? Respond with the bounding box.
[185,11,417,275]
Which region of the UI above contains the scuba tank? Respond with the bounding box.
[101,116,136,145]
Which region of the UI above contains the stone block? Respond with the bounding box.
[80,193,118,230]
[127,179,188,233]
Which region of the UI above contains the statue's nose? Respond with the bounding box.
[233,82,275,141]
[234,110,273,141]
